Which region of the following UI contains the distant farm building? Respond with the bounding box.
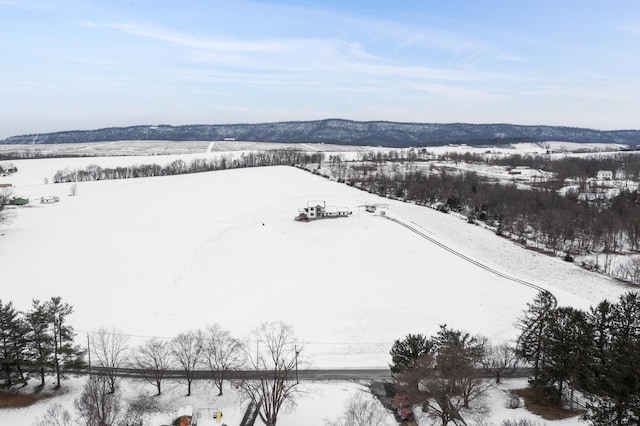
[295,201,352,221]
[0,183,12,188]
[597,170,613,180]
[40,196,60,204]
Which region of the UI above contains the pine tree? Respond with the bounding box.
[584,293,640,425]
[389,333,434,374]
[515,291,555,385]
[0,300,28,388]
[25,299,53,387]
[47,297,84,388]
[543,306,593,408]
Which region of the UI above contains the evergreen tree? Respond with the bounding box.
[0,300,28,388]
[47,297,84,388]
[389,333,435,374]
[515,291,555,385]
[584,293,640,425]
[25,299,54,387]
[542,306,593,408]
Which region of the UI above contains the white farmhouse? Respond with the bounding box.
[596,170,613,180]
[295,201,351,221]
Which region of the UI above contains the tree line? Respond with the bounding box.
[52,149,322,183]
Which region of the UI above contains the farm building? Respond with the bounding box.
[295,201,351,221]
[597,170,613,180]
[40,196,60,204]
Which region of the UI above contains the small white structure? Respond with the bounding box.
[295,201,351,221]
[597,170,613,180]
[40,196,60,204]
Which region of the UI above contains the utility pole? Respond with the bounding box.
[87,333,92,378]
[294,345,300,384]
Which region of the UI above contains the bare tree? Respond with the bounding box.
[34,403,73,426]
[0,188,14,224]
[201,324,245,396]
[481,342,519,384]
[239,322,303,426]
[74,375,124,426]
[171,330,204,396]
[69,183,78,196]
[90,327,130,394]
[135,338,173,395]
[326,391,392,426]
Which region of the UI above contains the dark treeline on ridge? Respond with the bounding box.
[3,120,640,147]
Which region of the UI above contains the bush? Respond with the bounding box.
[501,419,544,426]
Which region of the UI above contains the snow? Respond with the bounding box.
[1,148,631,425]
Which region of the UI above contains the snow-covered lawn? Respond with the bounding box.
[1,152,633,425]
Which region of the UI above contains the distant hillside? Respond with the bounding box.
[2,119,640,147]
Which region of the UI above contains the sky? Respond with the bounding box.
[1,0,639,138]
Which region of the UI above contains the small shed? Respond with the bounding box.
[40,196,60,204]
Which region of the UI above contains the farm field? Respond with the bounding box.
[0,148,633,425]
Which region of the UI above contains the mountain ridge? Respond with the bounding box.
[2,119,640,147]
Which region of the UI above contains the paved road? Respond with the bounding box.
[83,366,533,381]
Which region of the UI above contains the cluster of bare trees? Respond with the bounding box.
[35,377,162,426]
[89,324,244,397]
[86,321,302,426]
[33,321,302,426]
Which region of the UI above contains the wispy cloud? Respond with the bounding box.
[397,30,491,55]
[82,21,310,53]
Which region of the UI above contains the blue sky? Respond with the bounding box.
[1,0,639,138]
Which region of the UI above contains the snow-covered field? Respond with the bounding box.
[0,145,634,425]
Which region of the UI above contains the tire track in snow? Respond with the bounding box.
[382,214,557,308]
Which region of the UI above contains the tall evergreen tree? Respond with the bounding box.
[515,291,555,385]
[0,300,28,388]
[543,306,593,408]
[584,293,640,426]
[25,299,53,387]
[47,297,84,388]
